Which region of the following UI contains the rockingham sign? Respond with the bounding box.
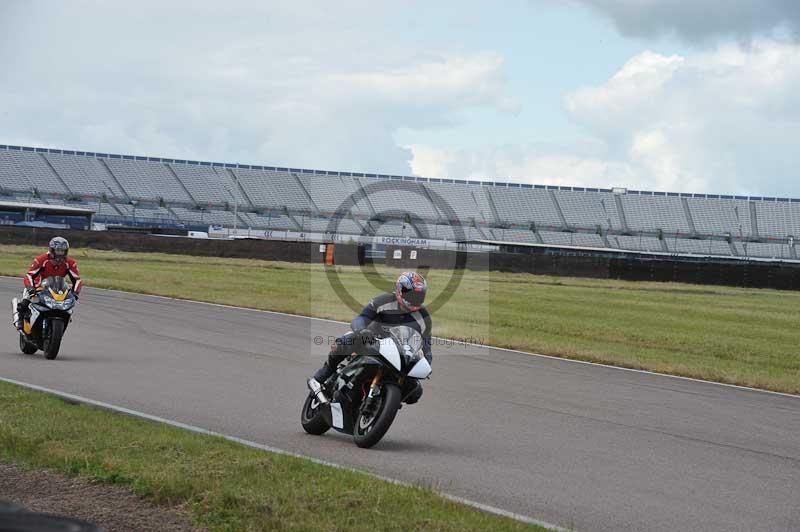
[377,236,431,247]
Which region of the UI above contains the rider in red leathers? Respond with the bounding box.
[16,237,82,329]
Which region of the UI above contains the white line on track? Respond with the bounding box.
[0,376,570,532]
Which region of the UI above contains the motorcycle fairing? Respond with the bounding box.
[408,357,432,379]
[378,337,402,371]
[318,400,356,432]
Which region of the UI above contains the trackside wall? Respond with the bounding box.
[2,226,799,290]
[384,245,800,290]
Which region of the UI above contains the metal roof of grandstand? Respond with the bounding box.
[2,144,797,203]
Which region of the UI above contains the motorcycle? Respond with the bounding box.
[301,325,432,448]
[11,276,77,360]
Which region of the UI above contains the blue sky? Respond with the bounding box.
[2,1,799,196]
[396,1,690,148]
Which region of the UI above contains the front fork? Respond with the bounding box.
[362,369,384,414]
[362,371,404,414]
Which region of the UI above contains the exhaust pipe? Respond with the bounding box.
[307,378,329,404]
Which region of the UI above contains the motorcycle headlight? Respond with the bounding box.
[402,346,420,366]
[40,295,74,310]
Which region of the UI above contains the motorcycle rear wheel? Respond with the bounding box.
[301,393,331,435]
[353,383,402,448]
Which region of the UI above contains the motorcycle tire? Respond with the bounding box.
[353,383,402,449]
[19,333,37,355]
[301,392,331,435]
[43,319,64,360]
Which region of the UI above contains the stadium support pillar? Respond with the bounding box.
[749,202,759,237]
[484,189,501,225]
[681,197,697,235]
[292,173,321,214]
[614,194,630,232]
[727,233,739,256]
[39,153,74,196]
[549,190,569,230]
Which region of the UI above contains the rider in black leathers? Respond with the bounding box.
[308,271,431,404]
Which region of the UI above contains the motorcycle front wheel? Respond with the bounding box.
[43,319,64,360]
[353,383,402,449]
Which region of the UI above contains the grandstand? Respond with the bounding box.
[0,144,798,260]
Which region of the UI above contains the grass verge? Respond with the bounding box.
[0,244,798,394]
[0,380,546,531]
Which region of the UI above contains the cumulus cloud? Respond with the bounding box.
[0,1,517,174]
[567,39,800,195]
[571,0,800,43]
[408,142,636,188]
[411,39,800,196]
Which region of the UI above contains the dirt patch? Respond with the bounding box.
[0,462,203,532]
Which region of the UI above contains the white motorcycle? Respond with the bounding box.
[301,325,432,448]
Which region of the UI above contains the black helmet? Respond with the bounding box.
[395,271,427,311]
[48,236,69,264]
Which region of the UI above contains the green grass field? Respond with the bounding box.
[1,244,798,394]
[0,380,544,532]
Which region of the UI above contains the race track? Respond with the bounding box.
[1,278,798,532]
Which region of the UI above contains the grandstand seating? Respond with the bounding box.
[609,235,664,253]
[671,238,732,257]
[104,158,192,203]
[357,177,440,221]
[44,152,126,198]
[755,201,800,238]
[685,198,750,237]
[0,150,69,195]
[540,231,604,248]
[554,190,622,230]
[1,144,798,261]
[231,168,314,212]
[490,187,559,226]
[423,182,488,222]
[491,228,537,244]
[170,164,232,205]
[737,241,793,259]
[620,194,690,233]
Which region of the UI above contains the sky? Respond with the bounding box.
[2,0,800,196]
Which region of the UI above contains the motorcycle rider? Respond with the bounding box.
[308,271,432,405]
[16,236,82,330]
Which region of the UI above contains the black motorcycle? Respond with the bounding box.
[301,325,432,448]
[12,276,77,360]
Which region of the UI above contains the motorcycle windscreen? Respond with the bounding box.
[42,276,68,294]
[388,325,423,354]
[387,325,426,372]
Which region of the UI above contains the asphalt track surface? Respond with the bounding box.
[1,278,798,532]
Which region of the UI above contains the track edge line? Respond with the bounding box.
[0,375,571,532]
